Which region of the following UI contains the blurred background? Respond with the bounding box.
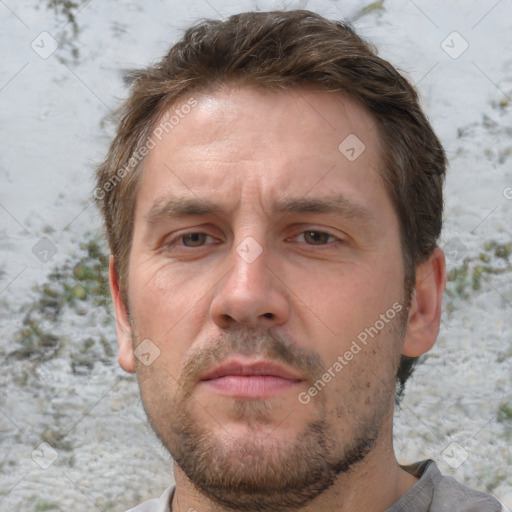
[0,0,511,510]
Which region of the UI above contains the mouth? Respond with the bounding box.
[199,358,304,398]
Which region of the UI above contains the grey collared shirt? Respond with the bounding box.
[125,460,503,512]
[387,460,503,512]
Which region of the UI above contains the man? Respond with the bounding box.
[94,9,502,512]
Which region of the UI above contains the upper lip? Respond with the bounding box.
[200,358,303,381]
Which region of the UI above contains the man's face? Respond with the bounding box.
[123,86,410,510]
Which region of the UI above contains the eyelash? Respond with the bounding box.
[292,231,340,245]
[163,229,342,250]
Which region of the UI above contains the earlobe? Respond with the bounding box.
[402,247,446,358]
[109,255,136,373]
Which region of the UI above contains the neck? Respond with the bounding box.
[170,417,418,512]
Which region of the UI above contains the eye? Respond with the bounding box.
[162,231,217,251]
[181,232,208,247]
[296,230,339,245]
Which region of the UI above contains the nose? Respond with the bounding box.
[209,240,290,329]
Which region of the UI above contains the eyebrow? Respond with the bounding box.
[146,197,223,224]
[145,195,376,227]
[273,196,376,225]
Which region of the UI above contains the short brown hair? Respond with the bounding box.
[94,9,446,394]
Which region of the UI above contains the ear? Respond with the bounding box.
[109,255,136,373]
[402,247,446,357]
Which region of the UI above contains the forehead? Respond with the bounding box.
[137,85,386,217]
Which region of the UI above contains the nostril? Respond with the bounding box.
[262,313,274,319]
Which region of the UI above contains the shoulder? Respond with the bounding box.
[123,486,175,512]
[432,468,503,511]
[124,497,159,512]
[396,460,503,512]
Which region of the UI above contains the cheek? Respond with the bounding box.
[129,258,209,334]
[127,264,213,383]
[303,271,405,404]
[298,261,402,344]
[321,322,401,424]
[137,364,181,424]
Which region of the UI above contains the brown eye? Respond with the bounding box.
[303,231,332,245]
[182,233,207,247]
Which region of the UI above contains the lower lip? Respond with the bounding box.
[201,375,301,398]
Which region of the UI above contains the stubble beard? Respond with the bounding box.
[163,399,380,511]
[133,319,408,512]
